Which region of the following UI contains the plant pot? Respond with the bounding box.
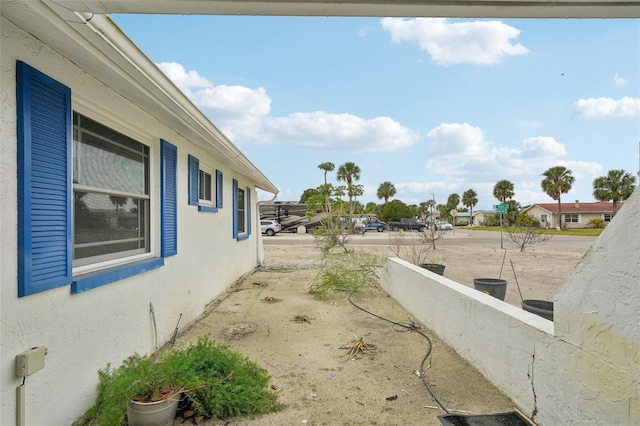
[521,299,554,321]
[421,263,445,276]
[473,278,507,301]
[127,393,180,426]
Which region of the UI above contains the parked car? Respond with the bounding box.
[261,220,281,236]
[435,221,453,230]
[364,220,387,232]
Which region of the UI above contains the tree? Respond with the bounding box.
[317,162,335,185]
[376,181,396,204]
[445,193,460,222]
[506,214,552,252]
[299,188,320,203]
[462,189,478,226]
[381,199,411,222]
[336,162,361,221]
[541,166,575,230]
[493,180,515,203]
[592,169,637,215]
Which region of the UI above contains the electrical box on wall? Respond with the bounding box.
[15,346,47,377]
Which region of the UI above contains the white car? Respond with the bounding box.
[261,220,281,236]
[436,221,453,230]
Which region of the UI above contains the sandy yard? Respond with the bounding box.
[174,230,595,426]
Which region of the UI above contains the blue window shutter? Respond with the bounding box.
[161,139,177,257]
[188,154,199,205]
[16,61,72,297]
[232,179,238,238]
[247,187,252,236]
[215,169,223,208]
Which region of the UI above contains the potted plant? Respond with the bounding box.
[83,337,283,425]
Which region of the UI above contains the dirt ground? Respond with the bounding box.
[175,230,594,426]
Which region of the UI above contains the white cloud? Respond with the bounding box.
[264,112,419,152]
[380,18,528,65]
[424,122,599,185]
[157,61,417,150]
[574,97,640,119]
[613,73,627,86]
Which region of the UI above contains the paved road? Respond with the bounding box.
[263,229,596,254]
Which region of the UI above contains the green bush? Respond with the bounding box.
[81,336,283,425]
[587,218,606,229]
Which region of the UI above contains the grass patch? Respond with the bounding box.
[469,226,602,237]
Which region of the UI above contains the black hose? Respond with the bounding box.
[347,293,450,414]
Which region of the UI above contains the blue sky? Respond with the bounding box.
[113,15,640,210]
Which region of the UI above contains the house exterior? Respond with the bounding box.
[1,2,277,425]
[522,200,621,229]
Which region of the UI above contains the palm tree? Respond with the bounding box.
[317,162,335,185]
[336,162,361,218]
[376,181,396,204]
[541,166,575,230]
[492,180,515,203]
[593,169,637,215]
[462,189,478,226]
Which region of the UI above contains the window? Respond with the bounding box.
[564,214,579,223]
[188,155,221,212]
[540,214,547,223]
[199,170,212,202]
[17,61,168,296]
[73,113,150,266]
[232,179,252,240]
[604,213,612,222]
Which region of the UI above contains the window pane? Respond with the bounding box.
[237,187,245,233]
[199,170,212,201]
[74,192,149,263]
[72,113,150,265]
[73,114,149,195]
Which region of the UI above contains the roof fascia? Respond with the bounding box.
[37,0,640,18]
[23,0,279,194]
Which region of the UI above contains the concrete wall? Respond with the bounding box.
[1,18,260,425]
[381,188,640,425]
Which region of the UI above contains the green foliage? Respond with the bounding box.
[587,218,606,229]
[516,213,540,227]
[309,250,383,299]
[381,199,411,221]
[83,337,282,425]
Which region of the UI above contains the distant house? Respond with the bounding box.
[1,3,277,425]
[522,200,621,229]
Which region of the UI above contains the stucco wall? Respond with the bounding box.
[1,18,260,425]
[382,187,640,425]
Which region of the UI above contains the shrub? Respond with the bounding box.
[587,218,606,229]
[81,336,283,425]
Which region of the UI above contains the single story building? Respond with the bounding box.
[1,2,277,425]
[522,200,622,229]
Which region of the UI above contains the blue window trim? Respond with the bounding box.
[232,179,251,241]
[198,205,218,213]
[189,155,220,213]
[71,258,164,293]
[215,169,223,208]
[188,154,199,206]
[161,139,178,257]
[16,61,72,297]
[16,61,172,296]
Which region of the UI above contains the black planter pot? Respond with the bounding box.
[521,299,554,321]
[473,278,507,300]
[421,263,445,276]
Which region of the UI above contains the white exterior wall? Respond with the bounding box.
[1,18,260,425]
[382,188,640,425]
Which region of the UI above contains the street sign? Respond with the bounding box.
[494,204,508,214]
